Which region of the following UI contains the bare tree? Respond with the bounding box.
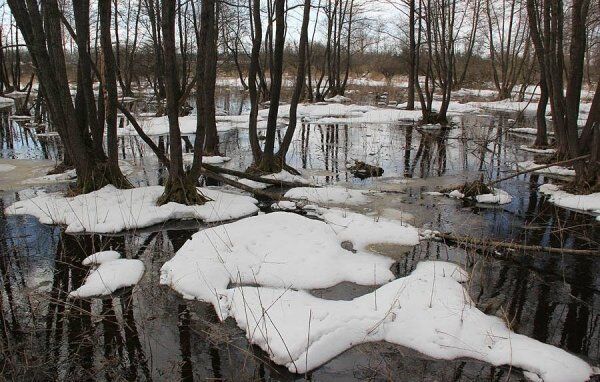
[157,0,209,204]
[485,0,530,99]
[415,0,459,123]
[7,0,130,192]
[527,0,599,188]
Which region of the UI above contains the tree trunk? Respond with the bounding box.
[256,0,285,173]
[9,0,128,193]
[199,0,220,156]
[276,0,311,165]
[158,0,208,205]
[534,77,549,147]
[407,0,416,110]
[99,0,131,188]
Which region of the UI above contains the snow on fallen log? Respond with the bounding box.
[5,185,259,233]
[447,188,513,205]
[221,261,597,381]
[517,160,576,177]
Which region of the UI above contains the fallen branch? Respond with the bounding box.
[434,232,599,256]
[202,163,316,188]
[201,169,292,201]
[116,104,170,167]
[488,154,590,186]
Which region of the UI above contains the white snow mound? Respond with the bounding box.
[70,257,144,298]
[539,184,600,220]
[221,261,595,381]
[82,250,121,265]
[160,211,419,307]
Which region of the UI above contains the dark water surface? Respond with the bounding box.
[0,89,598,381]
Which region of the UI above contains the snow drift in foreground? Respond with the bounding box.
[70,252,144,298]
[539,184,600,220]
[5,185,259,233]
[221,261,596,381]
[160,211,419,307]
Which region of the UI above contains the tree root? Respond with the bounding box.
[78,162,132,194]
[157,178,210,206]
[419,112,448,125]
[441,176,492,197]
[47,162,73,175]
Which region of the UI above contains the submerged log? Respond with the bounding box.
[348,160,384,179]
[434,232,599,256]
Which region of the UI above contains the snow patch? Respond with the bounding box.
[70,257,144,298]
[261,170,311,185]
[539,184,600,220]
[475,188,513,205]
[82,250,121,266]
[220,261,594,381]
[159,211,404,306]
[324,95,352,103]
[223,175,270,189]
[0,164,16,172]
[182,154,231,165]
[5,185,259,233]
[316,207,420,250]
[285,186,370,205]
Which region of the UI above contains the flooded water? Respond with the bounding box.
[0,89,598,381]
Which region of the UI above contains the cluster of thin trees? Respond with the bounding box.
[395,0,598,187]
[2,0,599,203]
[4,0,313,205]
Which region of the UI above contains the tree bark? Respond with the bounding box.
[257,0,285,173]
[99,0,131,188]
[158,0,208,205]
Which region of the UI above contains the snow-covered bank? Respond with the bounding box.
[220,261,596,380]
[160,210,419,307]
[5,185,259,233]
[539,184,600,220]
